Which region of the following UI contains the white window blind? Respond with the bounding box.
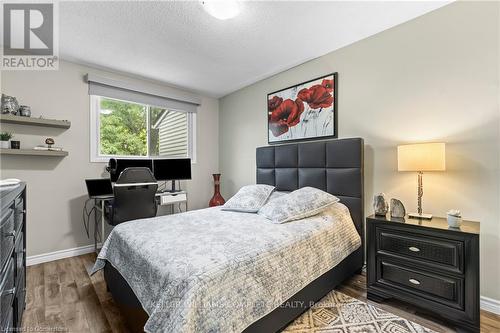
[85,74,200,113]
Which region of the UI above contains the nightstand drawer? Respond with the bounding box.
[377,228,463,271]
[378,260,463,308]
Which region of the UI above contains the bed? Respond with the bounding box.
[94,138,364,333]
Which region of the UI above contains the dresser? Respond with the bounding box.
[0,183,26,331]
[366,214,480,332]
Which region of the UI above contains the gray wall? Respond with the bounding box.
[219,2,500,300]
[0,60,219,256]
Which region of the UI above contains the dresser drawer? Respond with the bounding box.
[0,258,16,326]
[0,209,15,271]
[378,260,463,309]
[14,234,24,282]
[1,306,13,333]
[377,228,463,271]
[14,272,25,327]
[13,196,24,233]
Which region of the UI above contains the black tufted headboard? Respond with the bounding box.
[256,138,364,238]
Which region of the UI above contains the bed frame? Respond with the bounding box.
[104,137,364,332]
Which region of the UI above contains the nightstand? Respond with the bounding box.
[366,214,480,332]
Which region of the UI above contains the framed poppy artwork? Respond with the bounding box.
[267,73,337,144]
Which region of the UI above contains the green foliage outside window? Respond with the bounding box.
[99,98,164,156]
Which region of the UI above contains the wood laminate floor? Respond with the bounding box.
[21,253,500,333]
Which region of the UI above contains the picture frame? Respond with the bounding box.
[267,72,337,144]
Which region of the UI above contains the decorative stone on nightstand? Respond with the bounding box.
[390,198,405,218]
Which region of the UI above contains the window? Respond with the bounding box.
[90,96,196,162]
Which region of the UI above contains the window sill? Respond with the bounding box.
[90,156,197,164]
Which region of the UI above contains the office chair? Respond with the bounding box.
[105,167,158,226]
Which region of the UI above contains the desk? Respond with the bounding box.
[92,191,188,252]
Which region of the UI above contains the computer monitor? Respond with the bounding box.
[153,158,191,191]
[109,159,154,182]
[85,179,113,198]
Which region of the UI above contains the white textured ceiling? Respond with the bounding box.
[60,1,450,97]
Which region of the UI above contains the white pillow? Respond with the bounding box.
[266,191,289,203]
[222,184,275,213]
[258,187,339,224]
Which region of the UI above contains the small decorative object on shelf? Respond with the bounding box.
[45,137,55,148]
[373,193,388,216]
[390,198,406,218]
[10,140,20,149]
[0,132,13,149]
[19,105,31,117]
[1,94,19,115]
[209,173,225,207]
[33,137,63,152]
[447,209,462,228]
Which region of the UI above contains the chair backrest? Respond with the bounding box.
[111,167,158,225]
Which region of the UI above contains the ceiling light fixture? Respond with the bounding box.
[202,1,241,20]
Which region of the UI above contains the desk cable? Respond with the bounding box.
[82,198,102,242]
[157,180,169,192]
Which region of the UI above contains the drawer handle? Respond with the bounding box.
[409,246,420,252]
[409,278,421,285]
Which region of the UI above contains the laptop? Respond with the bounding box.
[85,179,113,199]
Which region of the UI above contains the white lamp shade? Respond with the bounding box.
[398,143,446,172]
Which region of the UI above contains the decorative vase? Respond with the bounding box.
[209,173,225,207]
[19,105,31,117]
[1,94,19,115]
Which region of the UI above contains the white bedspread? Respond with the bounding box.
[92,202,361,333]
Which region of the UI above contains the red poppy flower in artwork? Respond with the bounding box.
[268,119,289,137]
[269,98,305,137]
[321,79,334,93]
[268,96,283,111]
[297,85,333,109]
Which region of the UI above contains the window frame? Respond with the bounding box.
[90,95,196,163]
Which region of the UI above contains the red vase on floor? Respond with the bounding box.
[209,173,225,207]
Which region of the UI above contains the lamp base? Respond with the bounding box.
[408,212,433,220]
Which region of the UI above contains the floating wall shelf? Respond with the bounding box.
[0,114,71,129]
[0,148,69,157]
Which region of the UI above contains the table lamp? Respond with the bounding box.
[397,142,446,219]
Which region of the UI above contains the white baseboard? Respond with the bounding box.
[26,244,99,266]
[481,295,500,315]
